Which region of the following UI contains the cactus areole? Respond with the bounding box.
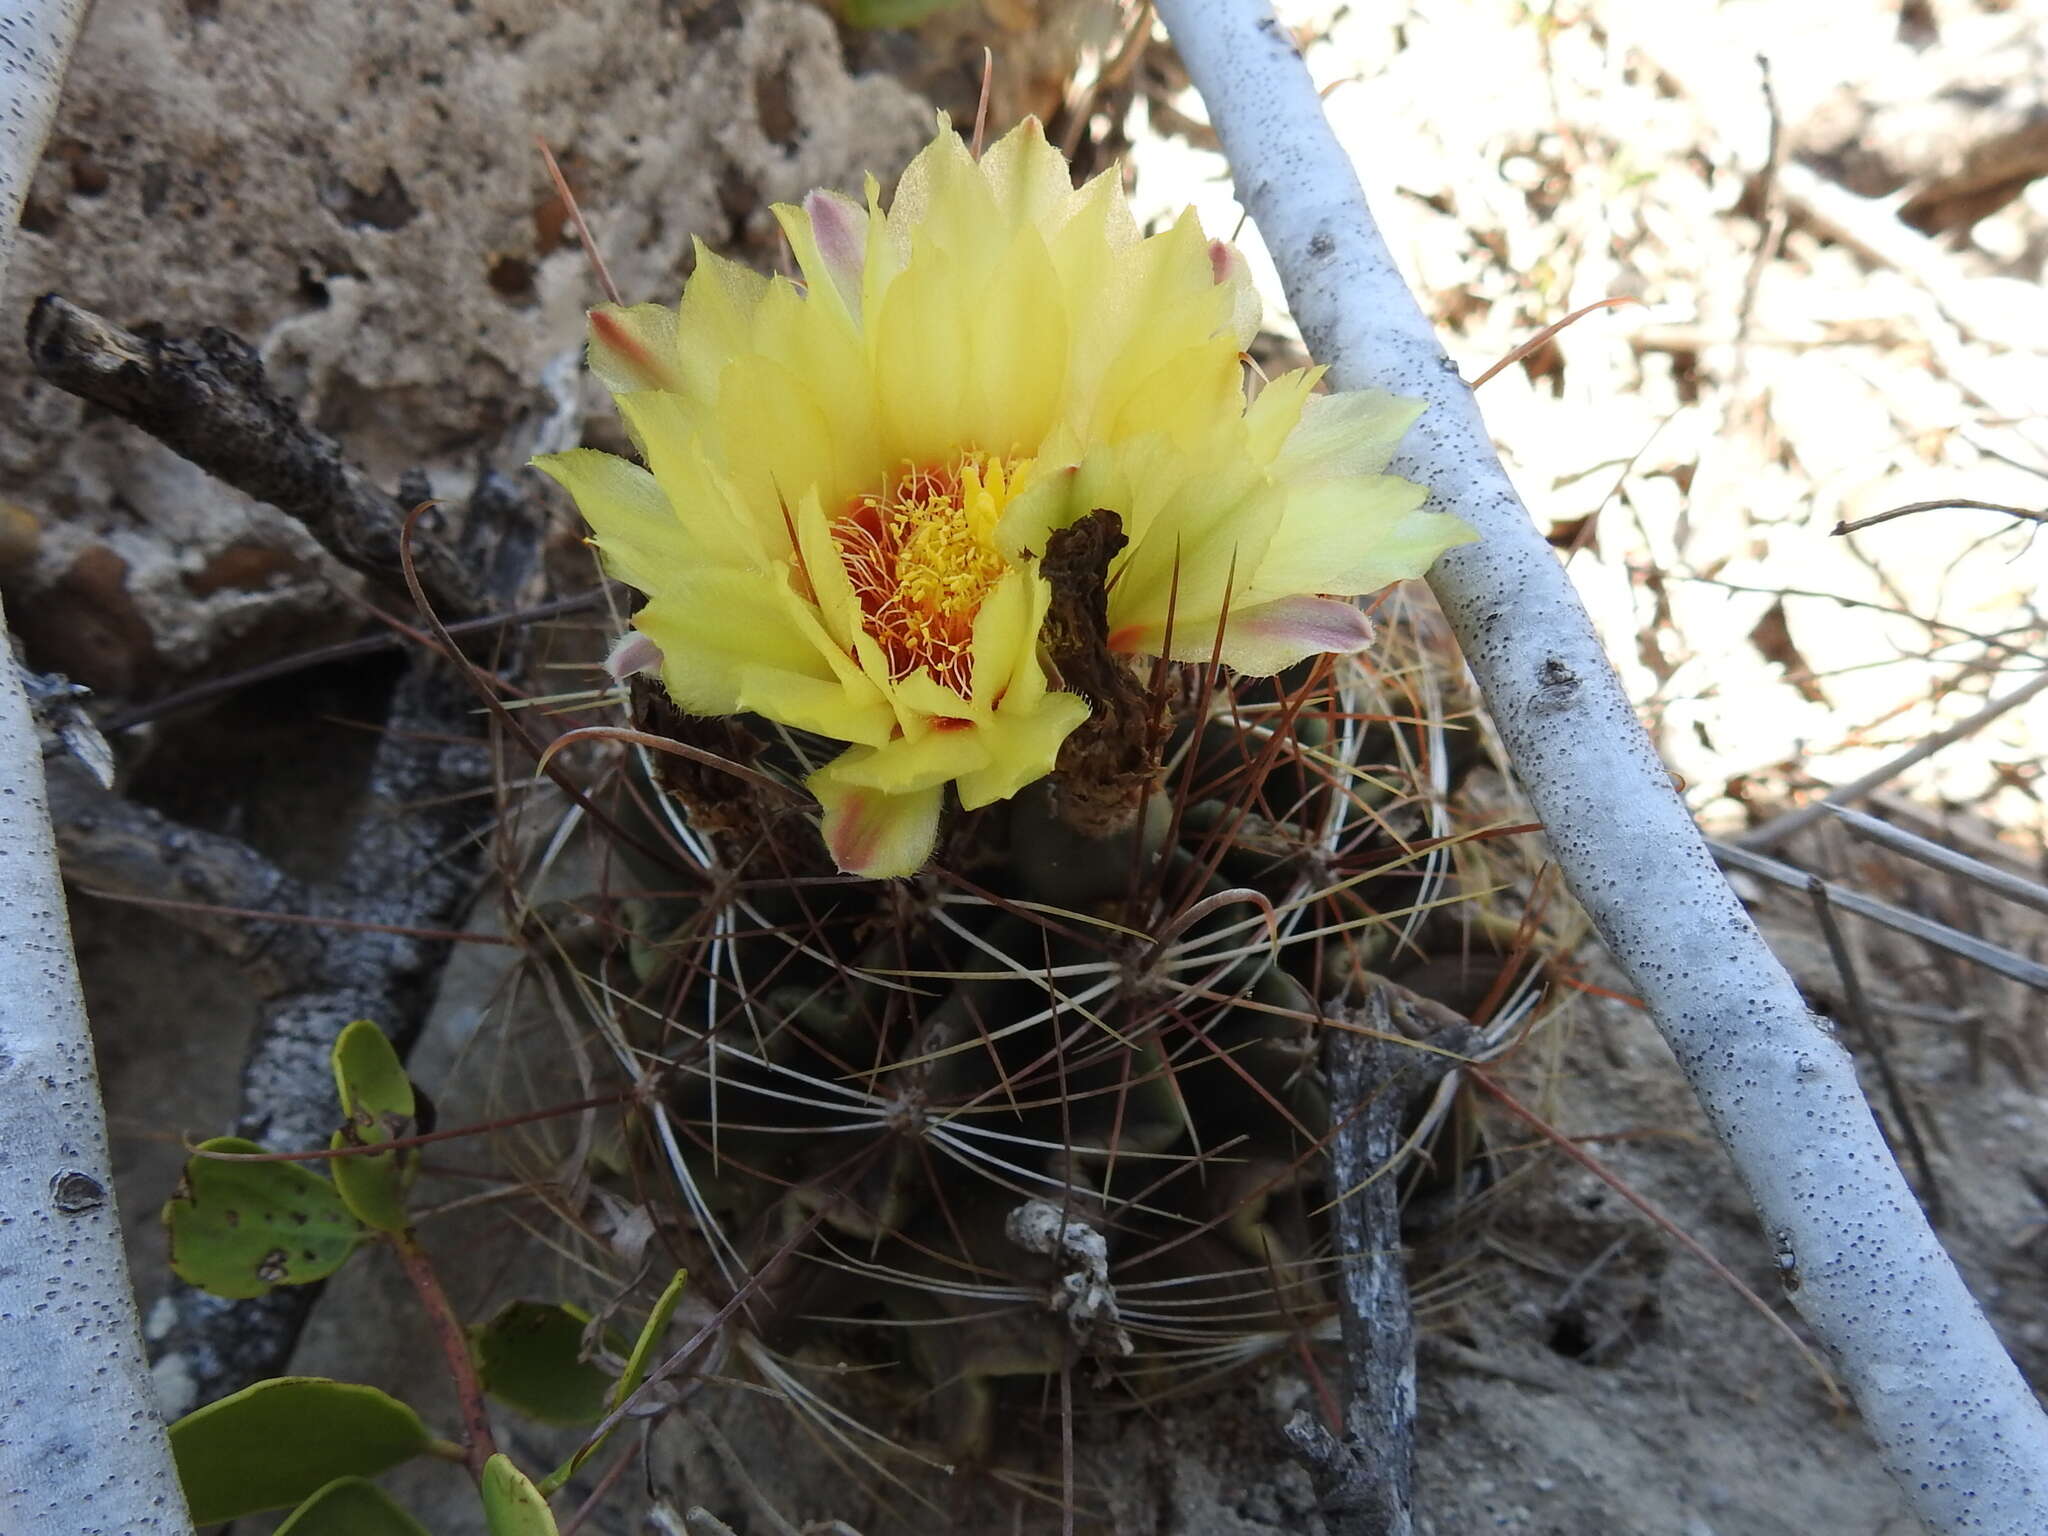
[536,116,1471,877]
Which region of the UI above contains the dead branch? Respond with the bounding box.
[24,294,484,621]
[1833,498,2048,536]
[1826,804,2048,919]
[1712,837,2048,991]
[1291,986,1473,1536]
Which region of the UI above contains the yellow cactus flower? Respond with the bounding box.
[536,118,1473,879]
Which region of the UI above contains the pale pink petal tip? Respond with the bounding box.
[820,783,943,880]
[604,631,664,682]
[805,190,869,310]
[1238,596,1375,656]
[1208,239,1242,285]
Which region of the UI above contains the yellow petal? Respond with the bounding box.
[734,663,896,747]
[885,120,996,267]
[954,693,1091,809]
[825,724,992,795]
[532,448,680,597]
[774,189,869,324]
[810,759,944,878]
[890,668,984,729]
[968,566,1031,709]
[1249,476,1472,602]
[716,345,843,514]
[1243,368,1323,465]
[674,242,770,408]
[966,229,1068,453]
[979,117,1077,235]
[613,393,775,569]
[635,570,889,741]
[1209,239,1262,351]
[1208,595,1374,675]
[587,304,683,394]
[874,246,977,463]
[751,269,883,499]
[793,489,862,652]
[1097,337,1242,450]
[1274,388,1426,481]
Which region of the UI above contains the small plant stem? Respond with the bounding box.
[190,1085,642,1163]
[388,1229,497,1479]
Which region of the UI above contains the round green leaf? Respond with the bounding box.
[472,1301,616,1426]
[329,1020,418,1233]
[170,1377,433,1523]
[162,1137,360,1298]
[482,1454,559,1536]
[275,1477,434,1536]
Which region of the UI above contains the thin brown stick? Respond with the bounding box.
[1805,877,1944,1225]
[1833,498,2048,537]
[1469,296,1642,389]
[1710,839,2048,991]
[76,886,519,946]
[1825,804,2048,918]
[103,589,610,735]
[1737,665,2048,850]
[972,48,994,159]
[538,134,622,308]
[190,1086,641,1162]
[391,1229,498,1478]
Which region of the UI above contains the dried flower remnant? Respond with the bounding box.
[537,117,1472,877]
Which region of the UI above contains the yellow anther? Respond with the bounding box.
[834,454,1030,696]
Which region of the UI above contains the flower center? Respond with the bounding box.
[834,454,1028,696]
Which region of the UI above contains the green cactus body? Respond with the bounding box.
[562,602,1493,1474]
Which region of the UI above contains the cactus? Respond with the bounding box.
[518,116,1540,1509]
[535,581,1526,1477]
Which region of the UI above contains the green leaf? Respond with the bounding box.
[472,1301,616,1426]
[169,1377,433,1523]
[274,1477,434,1536]
[482,1455,559,1536]
[163,1137,360,1298]
[538,1269,688,1494]
[614,1268,688,1411]
[840,0,966,25]
[329,1019,417,1233]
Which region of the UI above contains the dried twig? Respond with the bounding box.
[1834,498,2048,537]
[24,294,483,620]
[1738,666,2048,850]
[1825,804,2048,919]
[1152,0,2048,1526]
[101,587,610,736]
[1292,987,1467,1536]
[1805,876,1944,1224]
[1711,838,2048,992]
